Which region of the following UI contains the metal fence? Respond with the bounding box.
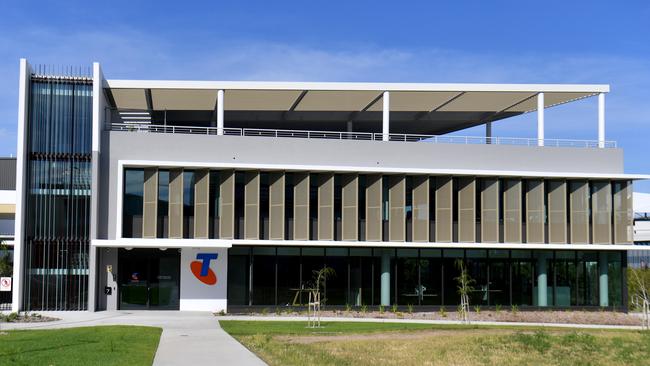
[108,123,617,149]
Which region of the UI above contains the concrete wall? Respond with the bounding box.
[99,131,625,240]
[97,247,119,311]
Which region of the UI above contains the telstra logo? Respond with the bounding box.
[191,253,218,285]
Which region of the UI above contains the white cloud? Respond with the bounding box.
[0,28,648,189]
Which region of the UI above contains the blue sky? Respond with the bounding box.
[1,1,649,190]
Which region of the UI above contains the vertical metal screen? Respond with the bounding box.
[23,71,93,311]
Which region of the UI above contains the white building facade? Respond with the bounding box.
[11,59,650,312]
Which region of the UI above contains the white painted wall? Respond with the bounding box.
[0,190,16,205]
[634,192,650,214]
[634,221,650,242]
[179,247,228,312]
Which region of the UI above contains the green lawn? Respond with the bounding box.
[220,320,650,366]
[0,325,161,366]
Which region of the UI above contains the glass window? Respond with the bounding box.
[157,170,169,238]
[489,250,510,306]
[301,247,324,298]
[252,247,275,305]
[277,247,300,306]
[512,251,534,306]
[183,171,195,239]
[209,171,220,239]
[123,168,144,238]
[419,249,442,305]
[0,215,15,236]
[443,249,464,306]
[466,250,488,306]
[553,251,576,306]
[260,173,270,240]
[349,248,373,306]
[607,251,623,308]
[577,251,598,306]
[396,249,419,305]
[325,248,348,305]
[228,247,250,306]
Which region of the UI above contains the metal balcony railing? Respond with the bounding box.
[107,122,617,149]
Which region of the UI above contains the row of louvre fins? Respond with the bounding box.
[134,168,633,244]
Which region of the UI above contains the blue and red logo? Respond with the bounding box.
[191,253,218,285]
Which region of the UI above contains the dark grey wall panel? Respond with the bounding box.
[0,158,16,190]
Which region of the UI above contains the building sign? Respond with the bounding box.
[0,277,11,292]
[190,253,218,285]
[180,248,227,311]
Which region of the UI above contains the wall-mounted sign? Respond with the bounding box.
[104,286,112,295]
[0,277,11,292]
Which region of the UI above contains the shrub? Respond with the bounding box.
[439,306,447,318]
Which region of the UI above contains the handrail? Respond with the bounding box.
[107,123,617,148]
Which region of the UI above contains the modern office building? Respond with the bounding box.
[11,58,650,313]
[0,158,16,310]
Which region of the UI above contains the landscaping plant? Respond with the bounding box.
[454,259,474,324]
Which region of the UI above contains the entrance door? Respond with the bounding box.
[118,249,180,310]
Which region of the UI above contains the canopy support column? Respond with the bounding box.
[382,91,390,141]
[598,93,605,148]
[217,89,224,135]
[537,92,544,147]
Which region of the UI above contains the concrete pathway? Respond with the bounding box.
[1,311,266,366]
[221,314,645,330]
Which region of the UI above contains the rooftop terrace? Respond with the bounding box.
[102,80,611,149]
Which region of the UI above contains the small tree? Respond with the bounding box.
[454,259,474,324]
[306,266,335,328]
[0,240,11,277]
[630,268,650,330]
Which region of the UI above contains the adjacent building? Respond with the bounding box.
[0,158,16,310]
[11,59,650,312]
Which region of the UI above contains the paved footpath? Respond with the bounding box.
[1,311,266,366]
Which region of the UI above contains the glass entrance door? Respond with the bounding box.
[119,249,180,310]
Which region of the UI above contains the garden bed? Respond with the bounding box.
[221,308,644,326]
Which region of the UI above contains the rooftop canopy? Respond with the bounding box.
[105,80,609,135]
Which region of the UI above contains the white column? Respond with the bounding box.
[217,89,224,135]
[598,93,605,148]
[485,122,492,144]
[537,92,545,147]
[12,59,29,312]
[382,91,390,141]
